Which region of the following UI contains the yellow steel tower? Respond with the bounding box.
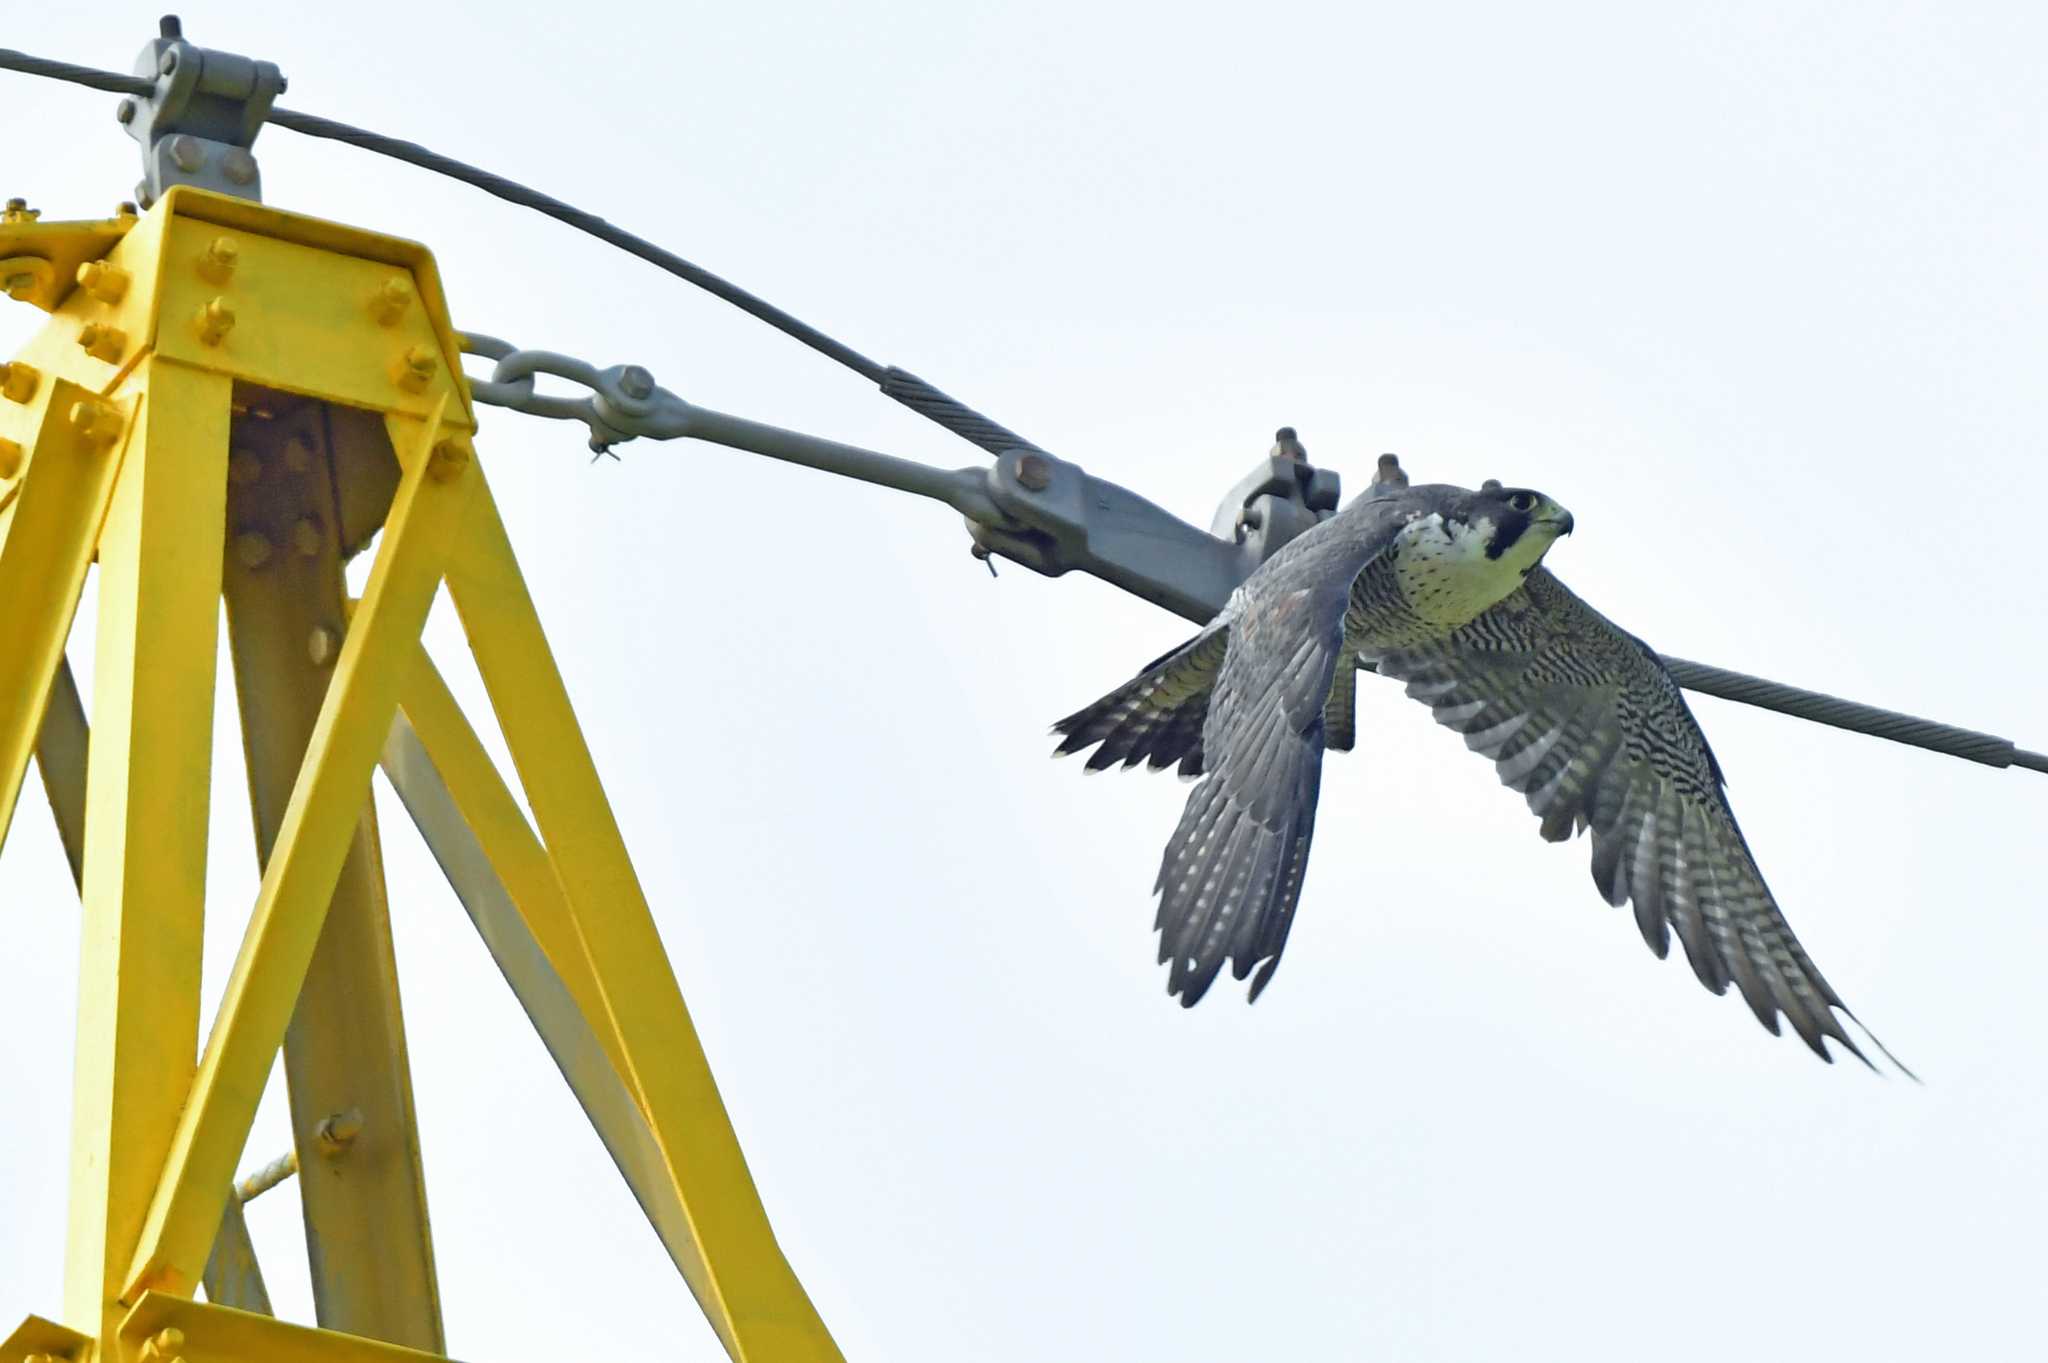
[0,179,841,1362]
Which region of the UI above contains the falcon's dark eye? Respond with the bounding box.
[1506,492,1539,514]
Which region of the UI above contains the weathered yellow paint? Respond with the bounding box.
[448,475,845,1363]
[122,397,472,1304]
[0,377,132,852]
[221,406,443,1349]
[65,360,231,1350]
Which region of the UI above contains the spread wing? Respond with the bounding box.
[1154,580,1344,1004]
[1053,624,1230,777]
[1152,504,1409,1004]
[1372,568,1901,1070]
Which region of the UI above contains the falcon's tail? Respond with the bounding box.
[1052,626,1228,777]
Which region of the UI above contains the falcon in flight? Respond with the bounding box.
[1055,470,1900,1069]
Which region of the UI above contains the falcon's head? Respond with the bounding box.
[1468,483,1573,573]
[1393,483,1574,625]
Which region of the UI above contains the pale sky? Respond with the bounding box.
[4,4,2046,1360]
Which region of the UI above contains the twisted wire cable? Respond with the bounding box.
[1,44,2041,776]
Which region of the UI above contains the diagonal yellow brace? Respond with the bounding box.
[395,644,626,1081]
[0,378,131,856]
[121,399,476,1304]
[446,472,842,1363]
[120,1292,447,1363]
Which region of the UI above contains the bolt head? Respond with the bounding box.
[1016,453,1053,491]
[428,437,472,483]
[0,437,22,480]
[159,49,179,76]
[618,366,655,401]
[229,450,263,484]
[198,235,239,284]
[68,399,123,445]
[194,296,235,345]
[222,148,257,186]
[370,276,413,325]
[308,624,339,667]
[116,97,137,124]
[0,361,38,404]
[168,134,204,172]
[281,434,314,474]
[233,531,274,570]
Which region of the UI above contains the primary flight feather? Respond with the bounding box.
[1054,473,1901,1069]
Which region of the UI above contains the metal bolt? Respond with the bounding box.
[68,399,123,446]
[1016,453,1053,491]
[117,200,139,217]
[308,624,340,667]
[228,449,263,485]
[197,235,239,284]
[1,197,35,222]
[159,49,179,77]
[281,433,314,474]
[428,437,471,483]
[116,98,137,124]
[233,531,274,570]
[4,273,36,300]
[168,134,204,173]
[618,366,655,401]
[0,360,39,403]
[193,297,235,346]
[392,344,438,393]
[0,438,22,480]
[369,276,413,326]
[77,323,126,363]
[78,260,131,303]
[222,148,257,186]
[291,517,323,558]
[316,1107,364,1153]
[139,1325,184,1363]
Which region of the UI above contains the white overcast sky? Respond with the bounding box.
[4,3,2046,1360]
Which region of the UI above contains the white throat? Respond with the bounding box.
[1390,513,1535,626]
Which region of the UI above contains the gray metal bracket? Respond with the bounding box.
[117,17,284,208]
[458,336,1313,620]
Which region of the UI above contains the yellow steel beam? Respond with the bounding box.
[446,473,842,1363]
[0,1314,92,1363]
[378,711,717,1298]
[199,1197,273,1317]
[65,361,230,1350]
[394,647,624,1078]
[122,399,474,1304]
[120,1293,449,1363]
[33,657,90,885]
[0,377,130,856]
[220,401,443,1349]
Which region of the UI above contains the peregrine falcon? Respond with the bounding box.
[1054,476,1900,1069]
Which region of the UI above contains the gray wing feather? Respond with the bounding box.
[1373,568,1906,1071]
[1152,502,1410,1004]
[1053,623,1229,776]
[1324,662,1359,752]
